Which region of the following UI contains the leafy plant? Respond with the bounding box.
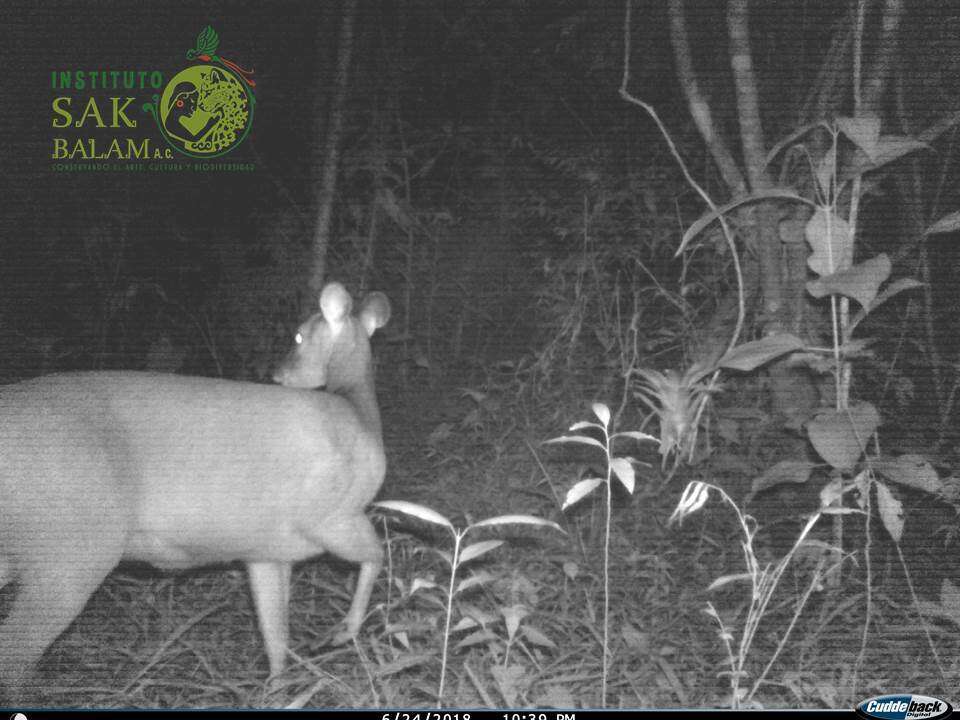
[545,403,656,707]
[373,500,562,708]
[669,480,834,708]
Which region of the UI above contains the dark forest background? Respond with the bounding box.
[2,0,960,710]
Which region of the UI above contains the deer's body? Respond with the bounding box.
[0,283,390,702]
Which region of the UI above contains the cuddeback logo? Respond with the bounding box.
[856,694,953,720]
[144,26,256,158]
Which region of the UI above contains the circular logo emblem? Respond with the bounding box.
[157,64,252,157]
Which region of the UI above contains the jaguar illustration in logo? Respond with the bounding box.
[146,26,255,158]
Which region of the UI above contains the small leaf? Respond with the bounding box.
[386,629,411,651]
[372,500,453,530]
[838,337,876,358]
[614,430,659,443]
[610,457,636,493]
[463,387,488,402]
[569,420,601,432]
[593,403,611,427]
[409,578,439,595]
[806,254,891,308]
[717,334,806,372]
[875,481,904,543]
[431,547,453,567]
[451,617,480,633]
[706,572,753,591]
[521,625,557,648]
[471,515,565,533]
[820,476,844,508]
[455,571,494,596]
[544,434,605,451]
[501,604,529,640]
[458,540,504,565]
[455,629,498,650]
[925,210,960,236]
[562,477,605,510]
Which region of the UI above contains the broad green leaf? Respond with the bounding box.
[806,253,891,308]
[836,115,880,159]
[807,403,880,470]
[872,454,943,494]
[373,500,453,530]
[869,135,930,169]
[717,334,805,372]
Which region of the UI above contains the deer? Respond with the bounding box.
[0,281,390,703]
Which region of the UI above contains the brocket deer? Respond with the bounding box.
[0,281,390,702]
